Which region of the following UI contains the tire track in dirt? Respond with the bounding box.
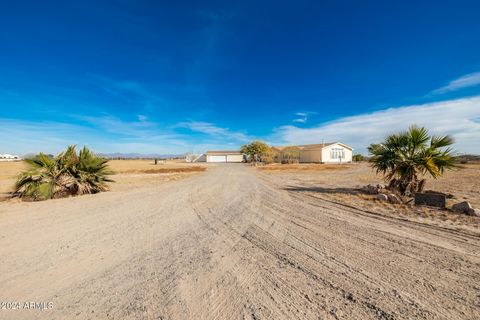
[257,170,480,319]
[1,164,479,319]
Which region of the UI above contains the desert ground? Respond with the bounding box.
[0,161,479,319]
[0,159,206,197]
[259,162,480,231]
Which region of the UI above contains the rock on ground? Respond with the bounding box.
[387,193,402,204]
[361,184,379,195]
[376,193,388,201]
[452,201,473,214]
[467,208,479,216]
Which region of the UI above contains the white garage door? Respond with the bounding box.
[208,155,227,162]
[226,154,244,162]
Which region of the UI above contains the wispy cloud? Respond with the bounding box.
[75,114,157,138]
[88,75,168,108]
[0,116,252,155]
[293,111,316,123]
[137,114,148,122]
[274,96,480,154]
[432,72,480,94]
[0,119,104,155]
[0,116,188,155]
[177,121,250,143]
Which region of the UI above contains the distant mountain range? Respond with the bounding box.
[98,153,185,159]
[16,152,185,159]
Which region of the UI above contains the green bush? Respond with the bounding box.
[352,154,365,162]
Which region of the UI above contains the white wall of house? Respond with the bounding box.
[206,153,244,163]
[321,143,352,163]
[299,150,322,163]
[207,155,227,162]
[298,143,352,163]
[226,154,244,162]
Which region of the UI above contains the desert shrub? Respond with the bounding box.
[241,140,272,163]
[368,125,455,195]
[281,159,299,164]
[352,154,365,162]
[279,146,301,163]
[14,145,113,201]
[262,155,275,164]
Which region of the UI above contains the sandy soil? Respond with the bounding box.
[106,159,207,174]
[0,160,206,197]
[260,162,480,231]
[0,164,479,319]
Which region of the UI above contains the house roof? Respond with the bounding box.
[272,142,352,151]
[271,145,302,151]
[298,143,336,150]
[206,150,243,155]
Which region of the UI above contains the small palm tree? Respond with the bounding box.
[14,145,112,200]
[368,126,456,195]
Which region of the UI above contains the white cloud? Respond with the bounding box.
[0,117,188,155]
[75,114,157,138]
[432,72,480,94]
[3,97,479,156]
[293,118,307,123]
[273,96,480,154]
[89,75,168,106]
[177,121,251,143]
[0,119,103,155]
[0,117,252,156]
[293,111,316,123]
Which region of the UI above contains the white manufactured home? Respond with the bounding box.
[274,142,353,163]
[206,151,244,163]
[188,142,351,164]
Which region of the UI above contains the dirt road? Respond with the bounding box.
[1,165,479,319]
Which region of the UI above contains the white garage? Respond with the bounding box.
[206,151,244,163]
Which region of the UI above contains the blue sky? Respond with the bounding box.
[1,1,480,155]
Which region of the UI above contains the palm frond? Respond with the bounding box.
[430,135,454,149]
[369,125,455,194]
[13,145,113,201]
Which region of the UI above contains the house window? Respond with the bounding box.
[330,147,345,159]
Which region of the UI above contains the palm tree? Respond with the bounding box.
[14,145,113,200]
[368,126,456,195]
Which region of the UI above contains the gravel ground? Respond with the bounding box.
[0,164,479,319]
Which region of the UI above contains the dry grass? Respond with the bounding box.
[107,159,207,173]
[132,167,206,174]
[259,163,353,171]
[261,161,480,230]
[0,161,27,178]
[0,161,27,196]
[0,159,206,198]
